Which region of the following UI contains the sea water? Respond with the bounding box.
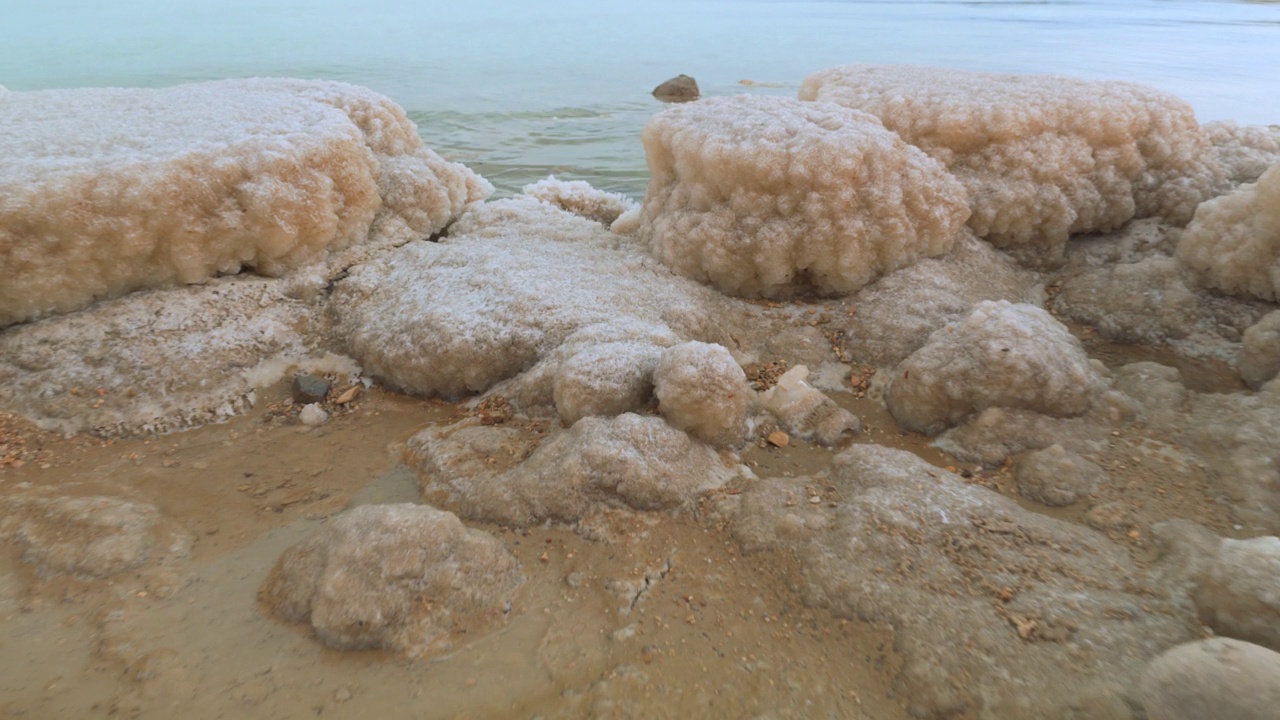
[3,0,1278,195]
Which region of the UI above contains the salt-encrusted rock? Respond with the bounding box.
[482,318,679,421]
[1194,536,1280,652]
[726,444,1196,719]
[1054,257,1200,344]
[262,503,521,656]
[298,403,329,427]
[1015,443,1106,506]
[935,404,1125,467]
[651,74,700,103]
[332,195,760,398]
[0,277,352,436]
[1204,120,1280,184]
[522,176,637,226]
[0,495,191,580]
[0,78,491,327]
[839,231,1038,367]
[757,365,860,445]
[800,65,1227,267]
[1139,638,1280,720]
[886,301,1109,435]
[1177,163,1280,301]
[410,414,736,527]
[653,342,752,448]
[1113,362,1190,428]
[1241,311,1280,389]
[637,95,969,298]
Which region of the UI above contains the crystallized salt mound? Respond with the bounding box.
[886,301,1109,435]
[838,231,1037,367]
[1177,163,1280,301]
[523,176,637,226]
[800,65,1226,267]
[1194,536,1280,653]
[757,365,860,445]
[0,78,491,327]
[653,342,752,448]
[1204,121,1280,184]
[482,318,680,422]
[262,503,521,657]
[1242,311,1280,389]
[1140,639,1280,720]
[0,277,340,436]
[0,495,192,581]
[726,444,1196,719]
[332,195,760,398]
[636,95,969,298]
[409,414,735,527]
[1015,443,1107,506]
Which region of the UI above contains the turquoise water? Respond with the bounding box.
[3,0,1278,195]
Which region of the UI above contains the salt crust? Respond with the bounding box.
[837,230,1038,368]
[522,176,637,226]
[800,65,1227,266]
[727,444,1195,719]
[1241,311,1280,389]
[636,95,969,297]
[1204,121,1280,184]
[0,78,491,327]
[332,195,760,399]
[410,414,736,527]
[0,277,340,436]
[886,301,1109,435]
[1177,163,1280,301]
[263,503,521,656]
[1140,639,1280,720]
[1194,537,1280,653]
[757,365,861,446]
[653,342,752,448]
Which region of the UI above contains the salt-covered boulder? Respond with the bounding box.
[1241,311,1280,389]
[837,231,1037,367]
[261,503,521,657]
[331,195,760,398]
[1139,638,1280,720]
[800,65,1227,267]
[726,444,1196,719]
[410,414,736,527]
[653,341,752,448]
[0,276,346,436]
[636,95,969,298]
[1194,536,1280,652]
[1015,443,1106,506]
[886,301,1109,435]
[1177,163,1280,301]
[0,78,491,328]
[756,365,860,445]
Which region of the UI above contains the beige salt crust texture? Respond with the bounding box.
[262,503,522,658]
[0,78,491,328]
[1177,163,1280,302]
[635,95,969,298]
[799,65,1227,267]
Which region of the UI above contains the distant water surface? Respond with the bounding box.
[3,0,1278,195]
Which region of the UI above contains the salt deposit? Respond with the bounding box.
[636,95,968,297]
[1177,163,1280,302]
[409,414,736,527]
[262,503,521,657]
[522,176,637,226]
[726,444,1195,719]
[800,65,1227,266]
[886,301,1109,435]
[1194,536,1280,652]
[0,79,490,327]
[1140,639,1280,720]
[653,342,752,448]
[756,365,860,445]
[1204,121,1280,184]
[1015,443,1106,506]
[1241,311,1280,388]
[331,195,763,399]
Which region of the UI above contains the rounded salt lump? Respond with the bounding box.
[262,503,521,657]
[653,341,752,448]
[1140,638,1280,720]
[637,95,969,298]
[887,301,1107,435]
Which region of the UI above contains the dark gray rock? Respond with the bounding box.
[652,75,700,103]
[292,373,330,404]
